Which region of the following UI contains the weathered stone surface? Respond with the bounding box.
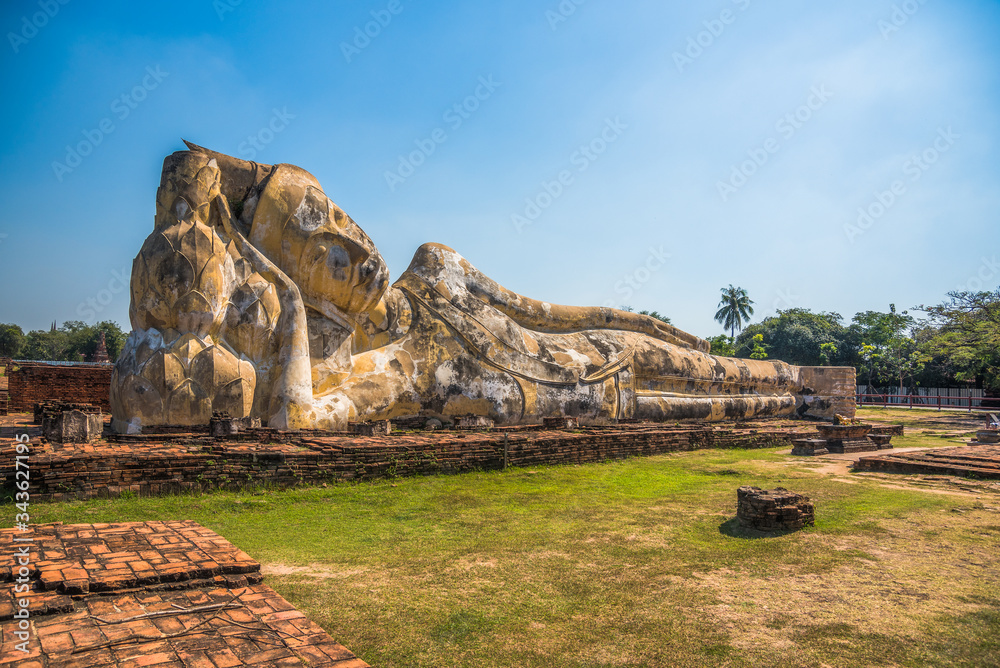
[38,403,103,443]
[736,486,814,531]
[112,143,857,431]
[975,430,1000,444]
[457,415,495,430]
[791,438,829,456]
[543,416,580,429]
[348,420,391,436]
[209,411,261,437]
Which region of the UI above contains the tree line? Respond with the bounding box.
[0,321,126,363]
[708,287,1000,394]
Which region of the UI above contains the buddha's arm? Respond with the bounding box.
[402,243,710,353]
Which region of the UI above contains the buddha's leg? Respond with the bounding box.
[629,340,855,421]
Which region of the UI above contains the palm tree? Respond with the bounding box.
[714,284,754,338]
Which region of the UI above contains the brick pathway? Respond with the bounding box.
[0,521,368,667]
[855,444,1000,479]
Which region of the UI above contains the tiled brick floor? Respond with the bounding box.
[0,522,368,667]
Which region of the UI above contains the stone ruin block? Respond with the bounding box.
[348,420,392,436]
[869,434,894,449]
[209,412,262,438]
[39,402,103,443]
[792,422,895,456]
[736,486,814,532]
[34,400,62,424]
[457,415,494,430]
[390,415,431,431]
[543,416,580,429]
[791,438,829,456]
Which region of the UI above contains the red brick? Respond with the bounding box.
[205,648,241,668]
[177,651,216,668]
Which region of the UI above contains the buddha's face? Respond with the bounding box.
[249,165,389,320]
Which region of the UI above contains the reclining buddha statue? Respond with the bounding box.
[110,143,855,431]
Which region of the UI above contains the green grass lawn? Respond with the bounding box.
[25,441,1000,668]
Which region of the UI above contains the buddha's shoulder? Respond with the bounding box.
[401,243,472,281]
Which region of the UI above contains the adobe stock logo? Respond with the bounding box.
[76,265,130,322]
[384,76,501,191]
[7,0,71,54]
[601,245,671,306]
[237,108,295,161]
[51,66,169,182]
[878,0,929,39]
[717,84,832,202]
[843,126,958,243]
[672,0,752,73]
[213,0,243,21]
[341,0,404,63]
[545,0,587,31]
[954,256,999,293]
[511,117,627,233]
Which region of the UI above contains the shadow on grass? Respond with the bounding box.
[718,517,801,539]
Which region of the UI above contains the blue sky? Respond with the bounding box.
[1,0,997,339]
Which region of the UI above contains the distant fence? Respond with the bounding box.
[856,385,987,411]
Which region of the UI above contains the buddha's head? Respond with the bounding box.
[184,142,389,323]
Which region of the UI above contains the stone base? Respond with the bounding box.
[348,420,392,436]
[737,486,814,532]
[210,412,262,437]
[825,438,879,454]
[791,439,829,456]
[457,415,494,430]
[38,402,103,443]
[543,416,580,430]
[870,434,894,449]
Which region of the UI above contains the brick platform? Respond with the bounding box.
[1,416,825,502]
[0,521,368,666]
[855,444,1000,479]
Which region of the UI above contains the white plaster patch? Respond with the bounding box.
[562,347,593,371]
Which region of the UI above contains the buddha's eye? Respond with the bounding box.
[318,243,350,282]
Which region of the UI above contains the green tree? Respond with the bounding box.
[0,324,25,358]
[637,309,671,325]
[17,321,126,362]
[707,334,736,357]
[22,328,71,361]
[818,342,837,366]
[748,333,767,360]
[714,284,754,338]
[734,309,853,366]
[849,304,918,391]
[920,289,1000,392]
[96,321,127,361]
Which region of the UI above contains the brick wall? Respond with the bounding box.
[4,422,821,502]
[7,362,112,413]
